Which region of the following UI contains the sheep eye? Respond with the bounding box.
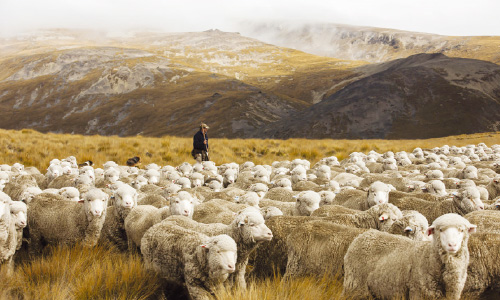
[217,250,220,254]
[176,200,180,203]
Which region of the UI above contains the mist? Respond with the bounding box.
[1,0,499,37]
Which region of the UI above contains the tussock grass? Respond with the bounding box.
[0,244,163,300]
[214,273,346,300]
[1,129,500,171]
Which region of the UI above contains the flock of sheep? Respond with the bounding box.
[1,142,500,299]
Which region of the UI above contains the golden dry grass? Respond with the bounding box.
[1,128,500,172]
[0,244,164,300]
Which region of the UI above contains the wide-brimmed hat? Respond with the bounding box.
[200,123,210,129]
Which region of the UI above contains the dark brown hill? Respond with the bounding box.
[258,53,500,139]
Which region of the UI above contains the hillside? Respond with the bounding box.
[0,29,361,138]
[258,53,500,139]
[239,22,500,64]
[1,27,500,139]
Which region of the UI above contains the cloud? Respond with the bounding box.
[0,0,499,37]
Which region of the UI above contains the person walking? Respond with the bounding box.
[192,123,210,161]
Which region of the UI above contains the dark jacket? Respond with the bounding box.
[193,130,208,151]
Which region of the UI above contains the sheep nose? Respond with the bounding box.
[94,210,102,216]
[228,265,235,271]
[184,210,190,214]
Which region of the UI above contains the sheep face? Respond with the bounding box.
[367,182,391,207]
[203,235,238,277]
[115,186,138,209]
[371,203,403,232]
[456,187,484,211]
[295,191,320,216]
[260,206,283,220]
[427,214,476,255]
[10,201,27,229]
[170,196,194,218]
[83,189,109,217]
[236,209,273,242]
[235,192,260,207]
[462,166,478,179]
[131,176,148,190]
[20,187,43,203]
[104,169,119,183]
[319,191,335,206]
[59,187,80,202]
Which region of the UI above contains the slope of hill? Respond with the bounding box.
[258,53,500,139]
[239,22,500,64]
[0,29,361,137]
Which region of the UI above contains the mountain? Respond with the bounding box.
[239,22,500,64]
[1,27,500,139]
[257,53,500,139]
[0,29,360,137]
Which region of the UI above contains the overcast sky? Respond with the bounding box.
[1,0,498,37]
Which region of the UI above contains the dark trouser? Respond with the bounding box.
[192,149,209,161]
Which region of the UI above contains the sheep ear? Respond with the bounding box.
[201,244,210,250]
[78,199,85,203]
[426,226,435,236]
[404,226,413,233]
[468,224,477,234]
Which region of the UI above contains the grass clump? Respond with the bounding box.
[0,244,163,300]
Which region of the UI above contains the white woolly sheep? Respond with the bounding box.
[423,179,448,197]
[98,183,138,250]
[342,213,477,300]
[141,224,237,300]
[28,188,109,253]
[260,206,283,220]
[234,192,260,207]
[260,191,320,216]
[0,191,17,273]
[392,186,484,223]
[318,190,336,206]
[249,183,268,198]
[284,211,428,279]
[9,200,27,250]
[124,205,171,251]
[164,206,272,288]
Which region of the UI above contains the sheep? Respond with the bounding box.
[0,192,17,274]
[260,206,283,220]
[391,186,485,223]
[19,186,43,203]
[9,200,27,250]
[124,205,171,251]
[0,171,10,191]
[3,175,39,202]
[259,191,320,216]
[284,211,429,279]
[342,213,477,300]
[234,192,260,207]
[141,224,237,300]
[318,190,336,206]
[333,181,391,210]
[464,210,500,233]
[423,179,448,196]
[58,187,80,202]
[98,183,138,250]
[462,232,500,298]
[484,175,500,199]
[249,183,268,198]
[46,174,77,189]
[223,169,237,188]
[264,187,298,202]
[164,207,273,288]
[28,188,109,253]
[138,194,168,208]
[251,216,317,277]
[192,199,248,224]
[292,180,320,191]
[311,203,404,232]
